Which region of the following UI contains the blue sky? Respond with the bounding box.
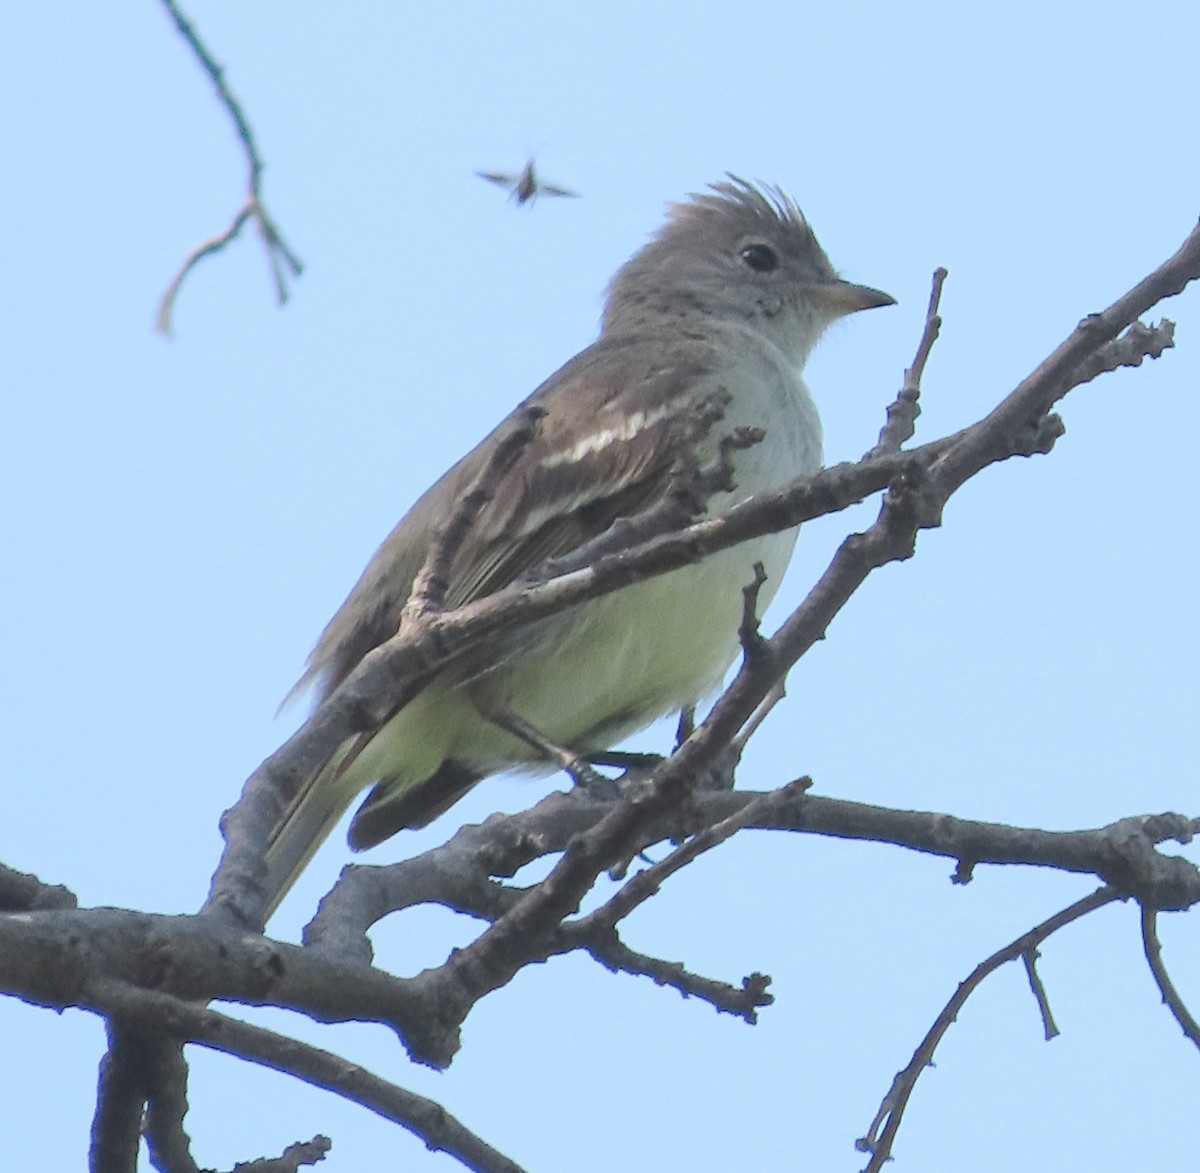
[2,3,1199,1170]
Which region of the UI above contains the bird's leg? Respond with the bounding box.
[583,704,697,776]
[486,708,619,798]
[580,700,696,772]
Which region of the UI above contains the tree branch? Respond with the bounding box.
[857,887,1122,1172]
[155,0,303,335]
[90,1024,150,1173]
[1139,903,1200,1050]
[866,266,946,458]
[90,978,525,1173]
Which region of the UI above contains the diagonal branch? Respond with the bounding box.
[89,978,525,1173]
[856,887,1122,1172]
[572,930,773,1022]
[1139,903,1200,1049]
[570,781,808,935]
[930,223,1200,495]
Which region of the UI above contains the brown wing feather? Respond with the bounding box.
[444,460,673,606]
[294,330,719,703]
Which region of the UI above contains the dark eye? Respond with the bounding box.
[739,243,780,273]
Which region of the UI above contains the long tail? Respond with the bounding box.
[261,744,361,920]
[261,729,486,919]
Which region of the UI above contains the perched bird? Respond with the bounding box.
[476,158,580,204]
[264,178,893,914]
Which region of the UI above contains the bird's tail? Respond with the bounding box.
[261,742,361,920]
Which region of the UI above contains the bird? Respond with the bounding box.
[263,177,894,915]
[476,158,580,204]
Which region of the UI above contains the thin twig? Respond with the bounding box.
[1021,948,1060,1040]
[1140,903,1200,1049]
[856,887,1121,1172]
[575,930,773,1022]
[736,560,773,666]
[727,558,778,746]
[156,0,303,334]
[867,267,947,457]
[575,783,805,933]
[551,787,802,1017]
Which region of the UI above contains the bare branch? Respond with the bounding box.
[90,979,525,1173]
[1140,903,1200,1050]
[143,1041,200,1173]
[867,267,947,458]
[1021,948,1060,1041]
[0,908,442,1059]
[315,790,1197,1065]
[90,1025,149,1173]
[571,781,808,935]
[681,246,1194,831]
[548,785,804,1018]
[14,800,1179,1079]
[929,224,1200,496]
[155,0,303,335]
[4,801,1198,1166]
[735,560,773,666]
[296,786,1200,1038]
[575,930,773,1023]
[221,1135,331,1173]
[857,887,1121,1172]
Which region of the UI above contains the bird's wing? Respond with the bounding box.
[539,183,580,199]
[265,331,722,915]
[295,330,720,702]
[476,169,516,188]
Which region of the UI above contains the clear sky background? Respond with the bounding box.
[2,3,1198,1170]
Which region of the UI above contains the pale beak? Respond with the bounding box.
[811,280,897,315]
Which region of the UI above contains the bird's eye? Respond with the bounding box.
[739,243,780,273]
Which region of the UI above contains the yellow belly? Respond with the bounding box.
[348,526,797,788]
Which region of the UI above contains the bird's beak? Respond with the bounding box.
[812,280,897,315]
